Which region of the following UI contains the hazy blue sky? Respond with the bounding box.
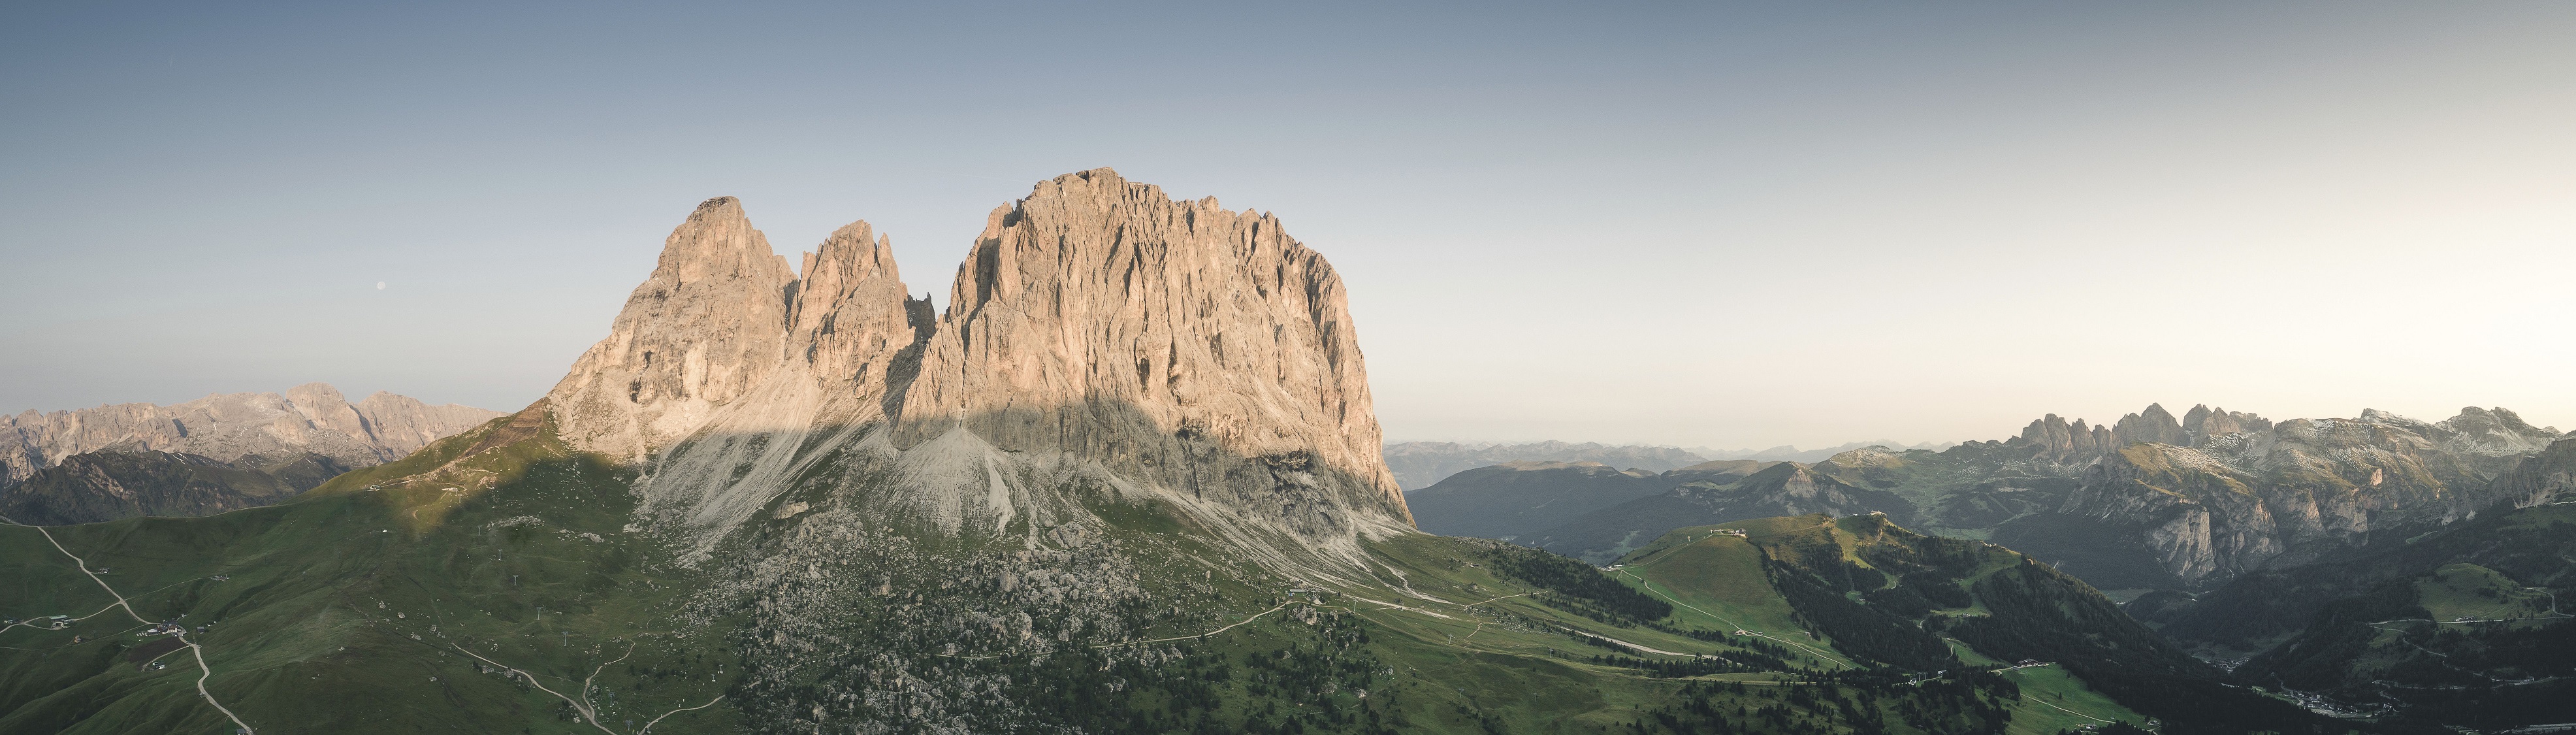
[5,2,2571,449]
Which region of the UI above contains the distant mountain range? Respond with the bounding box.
[1406,402,2570,591]
[3,383,500,485]
[0,449,350,525]
[0,384,502,525]
[1383,438,1952,489]
[1688,439,1959,463]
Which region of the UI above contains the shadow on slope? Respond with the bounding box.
[0,450,355,526]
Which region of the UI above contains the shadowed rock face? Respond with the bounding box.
[2494,437,2576,508]
[542,169,1411,557]
[0,449,348,525]
[1,384,500,485]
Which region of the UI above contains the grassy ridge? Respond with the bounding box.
[0,415,740,734]
[1607,514,2371,734]
[0,413,2377,734]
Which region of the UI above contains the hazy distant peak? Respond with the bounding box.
[1688,440,1955,464]
[1381,440,1712,489]
[0,384,502,485]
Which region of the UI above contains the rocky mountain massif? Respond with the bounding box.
[0,171,2363,734]
[0,384,500,486]
[544,171,1409,566]
[2136,474,2576,729]
[1766,404,2560,590]
[1406,402,2568,591]
[1969,406,2564,589]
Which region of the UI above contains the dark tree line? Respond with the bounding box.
[1481,544,1672,624]
[1764,560,1956,672]
[1944,563,2371,735]
[1622,670,2016,735]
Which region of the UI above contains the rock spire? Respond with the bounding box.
[545,197,801,463]
[543,170,1412,549]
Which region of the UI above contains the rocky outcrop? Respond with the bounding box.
[2181,404,2271,444]
[2113,404,2189,448]
[1,384,501,485]
[2016,403,2232,466]
[543,170,1411,561]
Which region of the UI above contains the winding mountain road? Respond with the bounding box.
[3,515,257,734]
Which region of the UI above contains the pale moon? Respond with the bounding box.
[376,282,387,290]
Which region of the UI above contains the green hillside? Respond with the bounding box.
[1,414,2379,734]
[1606,515,2355,735]
[2166,503,2576,730]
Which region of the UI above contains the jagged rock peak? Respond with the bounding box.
[895,168,1408,522]
[2114,403,2188,447]
[2182,404,2270,442]
[787,220,922,394]
[543,171,1412,540]
[545,197,801,461]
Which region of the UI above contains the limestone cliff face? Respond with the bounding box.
[545,197,803,463]
[542,170,1411,558]
[892,169,1407,529]
[0,384,500,485]
[2493,437,2576,508]
[786,221,926,403]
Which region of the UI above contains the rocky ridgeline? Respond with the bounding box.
[1787,401,2571,589]
[2056,406,2566,582]
[0,384,501,486]
[543,169,1411,563]
[2008,402,2275,466]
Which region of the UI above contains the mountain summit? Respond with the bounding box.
[2,172,2372,735]
[547,169,1410,559]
